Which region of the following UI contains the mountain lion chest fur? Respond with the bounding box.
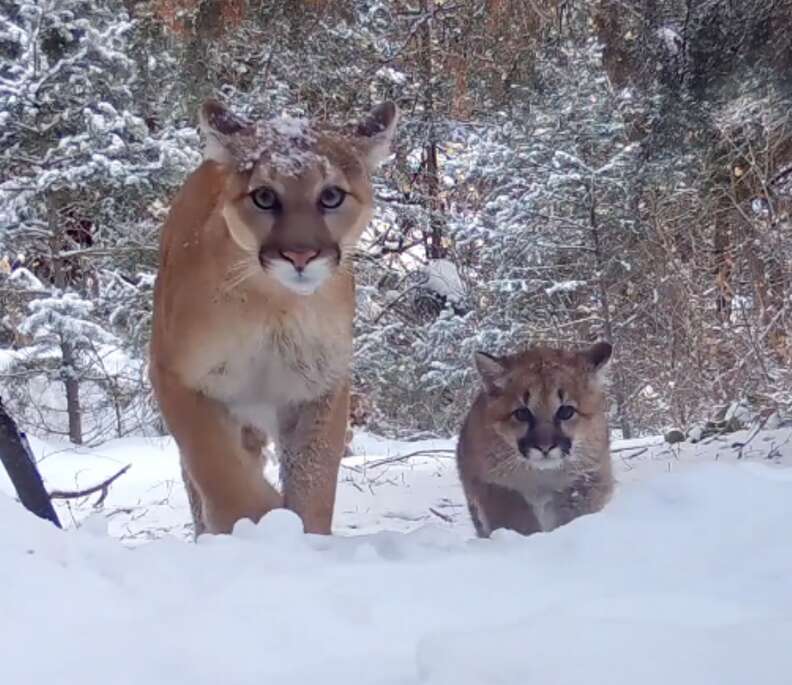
[149,98,398,537]
[193,297,352,436]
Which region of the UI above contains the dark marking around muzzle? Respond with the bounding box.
[518,422,572,458]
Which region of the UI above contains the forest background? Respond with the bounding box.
[1,0,791,445]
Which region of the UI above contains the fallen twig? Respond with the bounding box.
[611,443,661,454]
[365,449,455,469]
[49,464,131,507]
[618,447,649,461]
[733,415,772,459]
[429,507,453,523]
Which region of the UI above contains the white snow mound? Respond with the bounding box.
[423,258,466,303]
[1,462,791,684]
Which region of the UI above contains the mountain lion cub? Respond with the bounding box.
[457,342,614,538]
[150,98,398,536]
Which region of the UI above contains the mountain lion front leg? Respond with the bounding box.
[464,477,542,538]
[181,464,206,538]
[277,382,350,534]
[153,368,282,535]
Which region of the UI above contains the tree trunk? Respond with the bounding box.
[419,0,445,260]
[0,397,62,528]
[713,198,735,323]
[61,337,83,445]
[47,227,84,445]
[182,0,229,112]
[589,185,633,439]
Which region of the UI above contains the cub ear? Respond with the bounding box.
[582,341,613,377]
[198,98,252,164]
[474,351,509,394]
[355,101,399,170]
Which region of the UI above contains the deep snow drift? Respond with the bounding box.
[0,428,791,684]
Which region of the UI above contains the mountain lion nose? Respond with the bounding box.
[281,249,320,272]
[523,439,557,458]
[518,432,571,458]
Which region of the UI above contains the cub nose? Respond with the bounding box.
[537,443,558,457]
[518,433,572,458]
[281,249,320,271]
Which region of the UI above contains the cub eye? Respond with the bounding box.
[319,185,346,210]
[251,187,279,211]
[556,405,576,421]
[512,407,533,422]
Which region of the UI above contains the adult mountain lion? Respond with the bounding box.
[149,98,398,536]
[457,342,614,538]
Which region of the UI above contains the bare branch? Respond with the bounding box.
[50,464,132,505]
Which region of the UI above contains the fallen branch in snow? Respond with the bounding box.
[49,464,131,507]
[732,414,772,459]
[364,449,455,469]
[429,507,453,523]
[611,443,661,454]
[617,447,649,460]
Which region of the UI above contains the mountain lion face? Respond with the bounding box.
[200,99,398,296]
[473,342,612,471]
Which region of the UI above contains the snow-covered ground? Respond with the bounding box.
[1,427,791,684]
[3,426,788,544]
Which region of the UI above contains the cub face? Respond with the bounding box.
[199,99,398,295]
[474,342,612,471]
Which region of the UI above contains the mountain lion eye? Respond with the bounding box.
[556,405,576,421]
[512,407,533,422]
[251,187,278,210]
[319,186,346,209]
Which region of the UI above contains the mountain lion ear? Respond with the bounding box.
[355,101,399,170]
[199,98,252,164]
[582,341,613,379]
[474,351,508,394]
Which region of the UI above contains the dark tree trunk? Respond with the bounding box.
[419,0,445,260]
[61,337,83,445]
[48,234,84,446]
[588,186,632,440]
[0,397,62,528]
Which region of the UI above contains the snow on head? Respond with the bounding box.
[270,115,310,139]
[237,115,327,176]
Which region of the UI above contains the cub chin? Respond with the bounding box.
[456,342,614,538]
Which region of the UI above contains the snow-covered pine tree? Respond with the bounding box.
[0,0,198,439]
[4,290,136,444]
